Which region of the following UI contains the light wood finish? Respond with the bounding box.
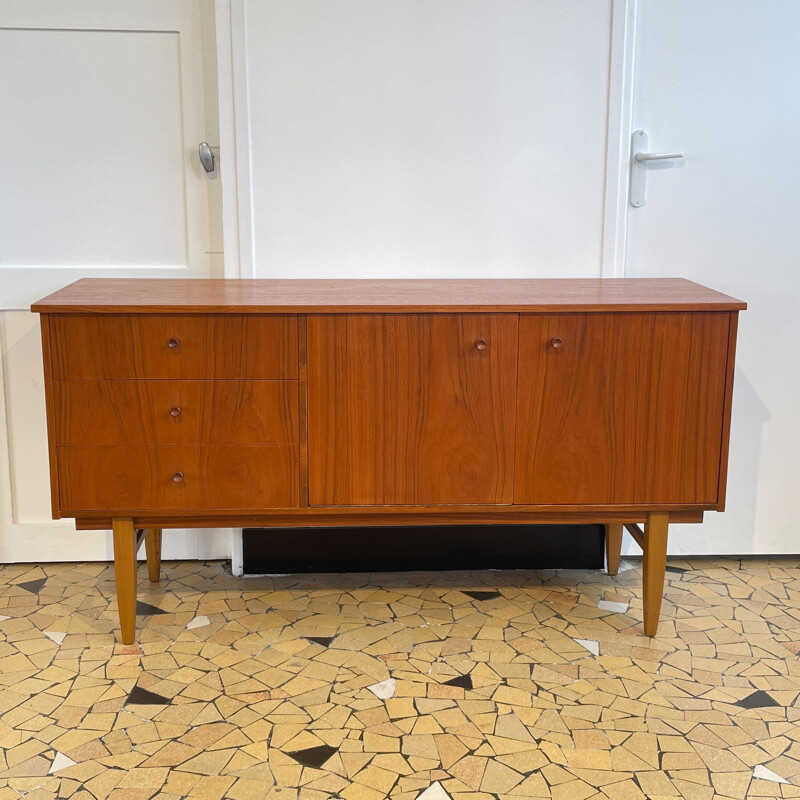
[32,278,746,314]
[642,512,669,636]
[605,523,623,575]
[112,517,137,645]
[54,380,298,446]
[33,278,744,641]
[49,314,298,380]
[515,312,731,505]
[58,445,299,512]
[624,523,645,549]
[144,529,162,582]
[307,314,518,505]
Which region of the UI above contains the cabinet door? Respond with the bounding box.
[308,314,518,505]
[515,312,731,505]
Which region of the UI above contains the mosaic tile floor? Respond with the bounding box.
[1,557,800,800]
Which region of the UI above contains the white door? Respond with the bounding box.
[624,0,800,554]
[0,0,227,561]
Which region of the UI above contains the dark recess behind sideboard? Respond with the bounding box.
[242,524,605,574]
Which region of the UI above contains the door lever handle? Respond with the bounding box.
[635,151,683,162]
[629,130,683,207]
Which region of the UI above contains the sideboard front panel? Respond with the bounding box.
[307,314,518,505]
[515,312,731,505]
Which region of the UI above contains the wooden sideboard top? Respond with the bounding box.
[32,277,746,314]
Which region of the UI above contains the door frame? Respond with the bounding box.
[602,0,639,278]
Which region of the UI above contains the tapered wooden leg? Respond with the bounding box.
[642,512,669,636]
[112,517,137,645]
[605,523,623,575]
[144,529,162,582]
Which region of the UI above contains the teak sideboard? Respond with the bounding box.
[32,278,746,643]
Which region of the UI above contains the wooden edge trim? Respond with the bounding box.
[31,302,749,315]
[715,312,739,511]
[71,508,709,530]
[624,523,645,549]
[39,315,61,520]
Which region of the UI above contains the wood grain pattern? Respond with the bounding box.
[605,523,623,575]
[48,314,298,380]
[515,312,731,505]
[58,445,299,512]
[33,278,747,314]
[642,512,669,636]
[54,380,298,446]
[112,517,137,644]
[308,314,518,505]
[144,529,162,582]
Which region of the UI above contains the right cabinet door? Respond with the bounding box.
[515,312,732,505]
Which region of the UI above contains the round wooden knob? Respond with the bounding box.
[169,407,181,417]
[172,472,184,483]
[167,338,179,349]
[475,339,488,351]
[551,337,563,349]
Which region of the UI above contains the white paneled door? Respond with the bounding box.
[624,0,800,554]
[0,0,226,560]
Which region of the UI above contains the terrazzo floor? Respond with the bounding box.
[0,557,799,800]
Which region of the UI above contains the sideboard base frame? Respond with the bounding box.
[110,510,675,642]
[72,507,707,530]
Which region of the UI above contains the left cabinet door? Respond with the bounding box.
[307,314,518,505]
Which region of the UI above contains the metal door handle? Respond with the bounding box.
[635,151,683,162]
[198,142,216,174]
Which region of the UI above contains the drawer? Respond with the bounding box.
[58,445,299,511]
[49,314,298,379]
[54,380,298,446]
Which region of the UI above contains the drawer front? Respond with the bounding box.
[515,312,731,505]
[49,314,298,379]
[54,380,298,446]
[58,445,299,511]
